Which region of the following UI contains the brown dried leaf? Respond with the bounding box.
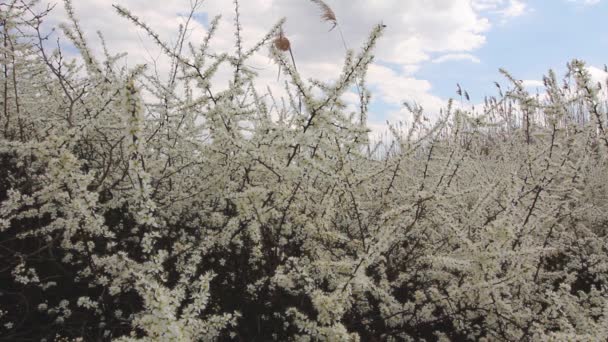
[274,30,291,52]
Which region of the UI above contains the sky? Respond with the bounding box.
[43,0,608,133]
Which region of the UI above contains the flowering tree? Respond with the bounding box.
[1,0,608,341]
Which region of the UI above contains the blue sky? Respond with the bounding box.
[416,0,608,102]
[361,0,608,125]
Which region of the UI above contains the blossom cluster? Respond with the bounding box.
[1,1,608,341]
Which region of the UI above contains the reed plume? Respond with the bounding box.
[308,0,358,96]
[310,0,337,31]
[309,0,348,55]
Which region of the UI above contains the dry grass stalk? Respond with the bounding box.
[308,0,358,97]
[310,0,337,31]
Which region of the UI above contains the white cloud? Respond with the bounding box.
[521,79,544,88]
[473,0,528,16]
[366,64,445,119]
[472,0,528,25]
[41,0,528,126]
[500,0,528,17]
[587,66,608,84]
[567,0,601,5]
[432,53,481,64]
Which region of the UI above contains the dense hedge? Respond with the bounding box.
[2,1,608,341]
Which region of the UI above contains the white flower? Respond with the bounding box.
[77,297,98,310]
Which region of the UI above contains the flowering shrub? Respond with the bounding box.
[1,1,608,341]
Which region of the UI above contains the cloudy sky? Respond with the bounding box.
[45,0,608,130]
